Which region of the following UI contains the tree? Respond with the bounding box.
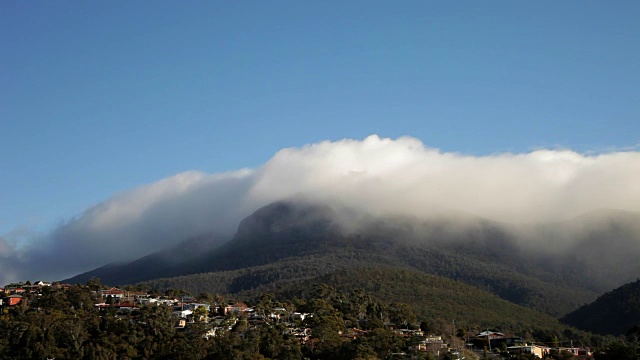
[350,288,371,320]
[86,277,103,291]
[627,325,640,345]
[197,292,215,305]
[165,288,179,298]
[194,306,209,323]
[311,283,337,300]
[306,298,345,357]
[420,321,431,333]
[135,304,176,358]
[388,302,416,329]
[361,327,403,359]
[255,293,276,321]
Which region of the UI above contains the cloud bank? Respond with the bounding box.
[3,135,640,284]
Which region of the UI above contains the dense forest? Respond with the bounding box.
[562,279,640,336]
[4,278,640,359]
[145,266,591,340]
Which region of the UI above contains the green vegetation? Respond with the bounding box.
[140,242,595,317]
[0,282,461,359]
[3,278,638,359]
[247,267,599,343]
[143,266,600,343]
[562,279,640,336]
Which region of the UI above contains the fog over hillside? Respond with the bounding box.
[2,135,640,284]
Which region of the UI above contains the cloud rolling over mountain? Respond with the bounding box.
[2,135,639,284]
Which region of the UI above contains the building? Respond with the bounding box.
[473,330,506,348]
[508,345,551,358]
[5,294,23,306]
[476,331,505,340]
[224,302,249,315]
[100,287,125,299]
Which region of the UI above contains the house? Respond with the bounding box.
[425,335,443,343]
[415,335,446,354]
[173,309,193,319]
[507,344,551,358]
[555,347,592,356]
[183,303,211,312]
[285,327,311,343]
[100,288,125,299]
[476,331,505,340]
[578,347,593,356]
[473,330,507,348]
[268,307,288,320]
[113,303,136,311]
[291,312,312,322]
[491,336,524,348]
[6,294,23,306]
[224,302,249,315]
[175,317,188,328]
[3,283,23,292]
[137,298,162,306]
[53,283,72,291]
[153,298,177,307]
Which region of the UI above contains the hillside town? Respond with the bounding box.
[1,280,601,360]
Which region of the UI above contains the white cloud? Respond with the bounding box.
[249,135,640,223]
[3,135,640,284]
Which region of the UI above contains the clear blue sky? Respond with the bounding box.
[1,1,639,236]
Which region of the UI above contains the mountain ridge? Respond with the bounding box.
[64,200,640,317]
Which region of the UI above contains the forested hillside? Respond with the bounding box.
[562,279,640,336]
[143,266,595,343]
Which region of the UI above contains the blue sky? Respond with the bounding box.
[1,1,639,238]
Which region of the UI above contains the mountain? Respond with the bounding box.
[66,233,227,285]
[64,200,640,316]
[561,279,640,336]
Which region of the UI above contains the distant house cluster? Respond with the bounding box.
[473,331,592,358]
[89,288,317,343]
[1,280,58,308]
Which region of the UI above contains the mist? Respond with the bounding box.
[3,135,640,284]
